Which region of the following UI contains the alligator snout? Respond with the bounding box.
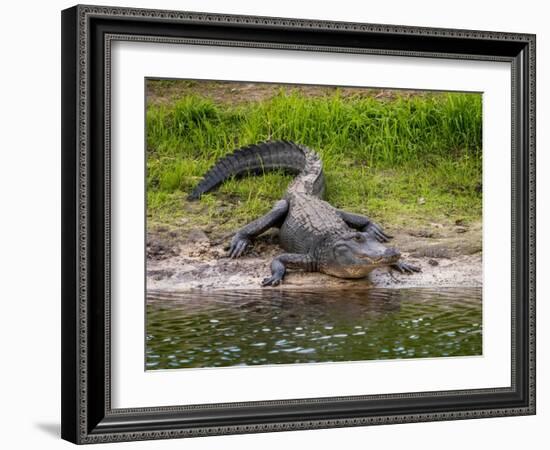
[384,247,401,259]
[378,247,401,264]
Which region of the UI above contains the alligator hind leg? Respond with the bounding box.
[262,253,317,286]
[336,210,392,242]
[229,199,289,258]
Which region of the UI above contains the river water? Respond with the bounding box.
[146,287,482,370]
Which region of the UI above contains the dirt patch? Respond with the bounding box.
[146,222,482,292]
[146,79,435,107]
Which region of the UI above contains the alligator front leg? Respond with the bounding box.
[336,210,392,242]
[229,199,289,258]
[262,253,317,287]
[391,261,421,274]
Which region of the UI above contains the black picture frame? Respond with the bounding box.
[61,4,536,444]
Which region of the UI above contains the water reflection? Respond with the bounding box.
[146,288,482,369]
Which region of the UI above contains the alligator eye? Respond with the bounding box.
[353,234,364,242]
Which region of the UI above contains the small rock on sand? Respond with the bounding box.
[186,229,210,243]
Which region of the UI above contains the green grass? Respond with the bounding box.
[146,86,482,234]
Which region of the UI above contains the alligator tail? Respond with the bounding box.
[188,140,324,200]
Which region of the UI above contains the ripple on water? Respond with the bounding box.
[146,287,482,369]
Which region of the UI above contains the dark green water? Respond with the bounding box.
[146,288,482,370]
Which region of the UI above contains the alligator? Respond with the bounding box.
[189,140,420,286]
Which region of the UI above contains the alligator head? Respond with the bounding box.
[318,231,400,279]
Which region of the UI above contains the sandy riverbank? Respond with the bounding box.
[146,221,482,292]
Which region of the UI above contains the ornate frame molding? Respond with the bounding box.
[61,5,536,444]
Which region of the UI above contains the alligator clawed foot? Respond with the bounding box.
[391,261,421,274]
[364,222,393,243]
[261,275,283,287]
[228,235,251,258]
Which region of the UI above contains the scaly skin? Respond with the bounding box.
[190,140,420,286]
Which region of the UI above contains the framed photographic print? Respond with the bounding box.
[61,4,536,444]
